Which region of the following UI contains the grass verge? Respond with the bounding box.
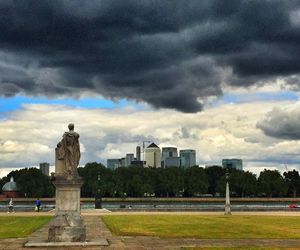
[102,214,300,239]
[0,216,51,238]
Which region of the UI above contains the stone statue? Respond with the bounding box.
[55,123,80,180]
[49,123,86,242]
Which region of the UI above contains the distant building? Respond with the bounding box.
[164,157,180,168]
[125,153,134,167]
[39,162,50,176]
[1,177,20,198]
[108,153,137,168]
[107,159,121,170]
[130,160,145,167]
[162,147,178,160]
[222,159,243,170]
[205,165,223,169]
[136,146,141,161]
[180,149,196,168]
[161,147,180,168]
[121,158,126,167]
[145,143,161,168]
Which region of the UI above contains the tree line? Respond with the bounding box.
[0,163,300,198]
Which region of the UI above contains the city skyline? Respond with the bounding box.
[1,1,300,176]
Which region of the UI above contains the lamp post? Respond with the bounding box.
[224,169,231,215]
[95,172,102,209]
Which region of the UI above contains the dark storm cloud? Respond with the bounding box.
[257,107,300,140]
[1,0,300,112]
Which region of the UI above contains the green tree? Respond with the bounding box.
[78,162,111,197]
[284,170,300,198]
[216,175,226,196]
[153,168,167,197]
[229,169,257,197]
[0,176,9,190]
[127,175,144,197]
[16,168,54,197]
[163,167,184,197]
[205,166,225,196]
[184,166,208,196]
[258,169,287,197]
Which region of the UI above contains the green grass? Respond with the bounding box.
[102,215,300,239]
[0,216,51,238]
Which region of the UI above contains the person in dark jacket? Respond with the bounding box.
[36,198,41,212]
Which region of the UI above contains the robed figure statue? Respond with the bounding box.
[49,123,86,243]
[55,123,81,180]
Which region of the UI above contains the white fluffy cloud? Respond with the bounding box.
[0,100,300,175]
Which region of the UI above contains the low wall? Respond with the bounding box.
[2,197,300,203]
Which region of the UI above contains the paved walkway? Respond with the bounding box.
[1,213,300,249]
[1,210,300,216]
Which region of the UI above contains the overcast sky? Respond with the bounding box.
[1,0,300,177]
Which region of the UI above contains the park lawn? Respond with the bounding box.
[101,215,300,239]
[0,216,51,238]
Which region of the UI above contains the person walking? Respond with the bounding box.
[7,198,14,213]
[36,198,41,212]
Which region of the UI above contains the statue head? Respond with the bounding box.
[68,123,74,131]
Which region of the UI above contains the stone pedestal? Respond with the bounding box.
[48,177,86,242]
[224,181,231,215]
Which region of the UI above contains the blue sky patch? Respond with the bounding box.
[221,91,299,104]
[0,95,131,114]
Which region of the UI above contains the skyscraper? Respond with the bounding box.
[161,147,178,160]
[136,146,141,161]
[180,150,196,168]
[145,143,161,168]
[39,162,50,176]
[161,147,180,168]
[107,159,121,170]
[222,159,243,170]
[125,153,134,166]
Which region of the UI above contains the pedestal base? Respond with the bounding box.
[48,177,86,242]
[48,214,86,242]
